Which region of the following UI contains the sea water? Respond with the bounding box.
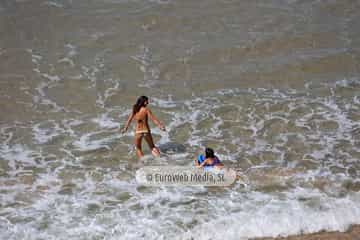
[1,0,360,239]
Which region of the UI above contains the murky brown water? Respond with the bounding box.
[1,0,360,239]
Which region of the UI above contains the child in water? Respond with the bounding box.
[195,147,224,169]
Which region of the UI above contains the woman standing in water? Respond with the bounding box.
[121,96,166,158]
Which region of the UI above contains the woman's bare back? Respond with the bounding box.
[134,107,150,133]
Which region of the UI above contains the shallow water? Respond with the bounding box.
[1,0,360,239]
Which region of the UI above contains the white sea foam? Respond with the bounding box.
[65,44,77,57]
[151,96,177,108]
[72,130,121,152]
[0,143,36,171]
[92,113,119,129]
[43,1,63,8]
[32,120,64,144]
[1,80,360,240]
[58,57,75,67]
[182,189,360,240]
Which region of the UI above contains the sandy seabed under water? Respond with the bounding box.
[254,225,360,240]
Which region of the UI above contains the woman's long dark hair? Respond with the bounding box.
[133,96,148,114]
[205,148,215,158]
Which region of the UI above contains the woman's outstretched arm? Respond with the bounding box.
[147,109,166,131]
[121,112,134,133]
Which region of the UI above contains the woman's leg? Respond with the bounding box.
[144,133,160,157]
[134,134,144,158]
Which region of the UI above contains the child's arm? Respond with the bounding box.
[196,159,209,168]
[194,158,200,166]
